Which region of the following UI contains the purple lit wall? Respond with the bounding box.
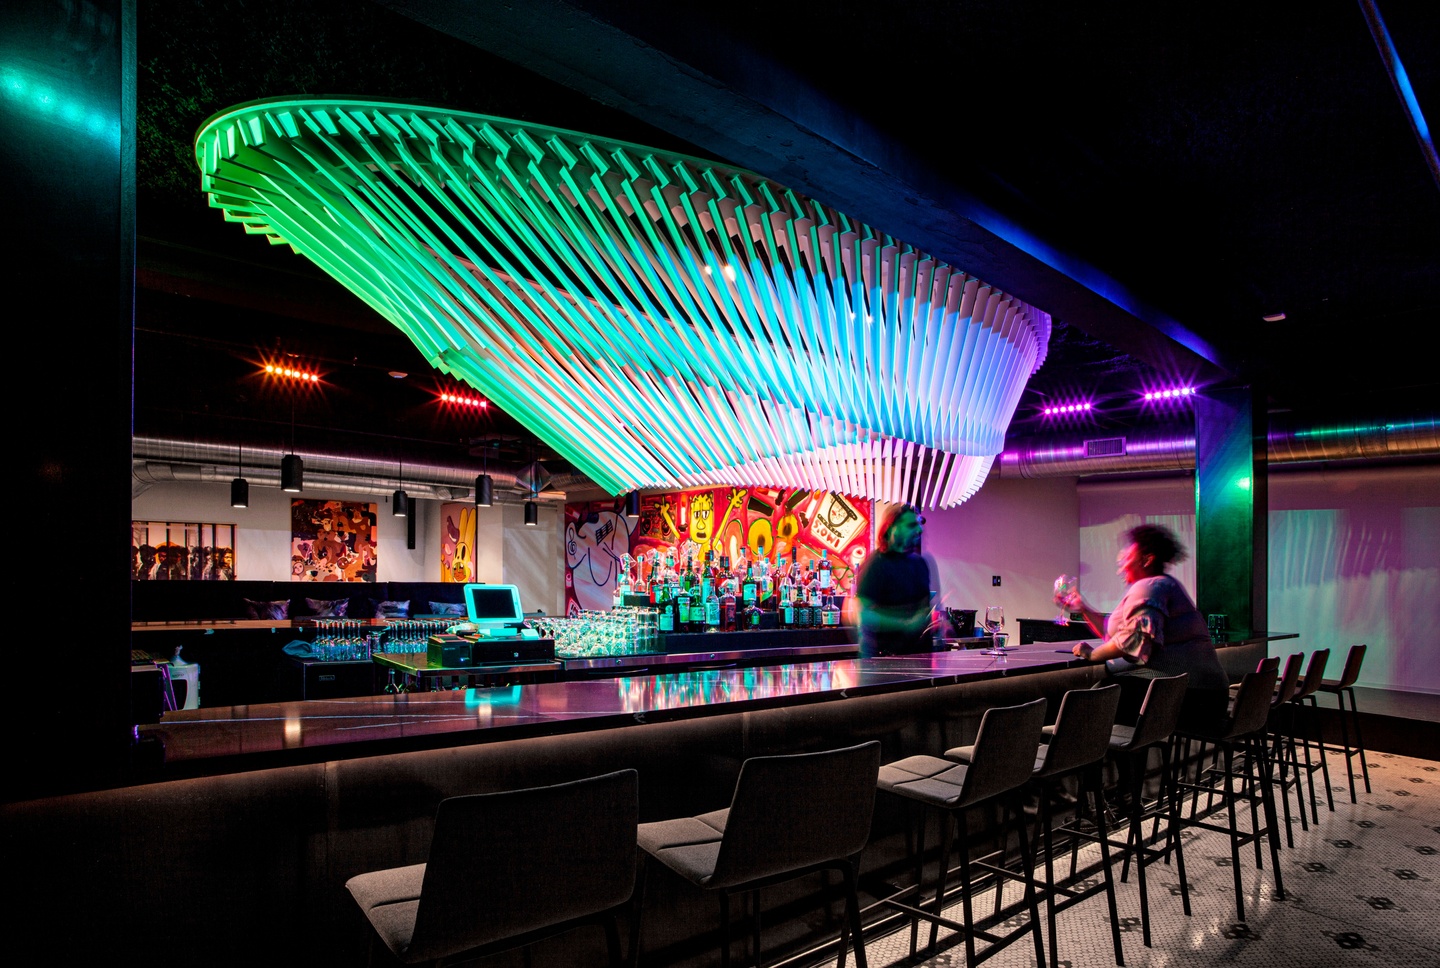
[1077,466,1439,695]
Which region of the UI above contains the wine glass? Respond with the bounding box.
[1052,574,1077,624]
[984,605,1004,634]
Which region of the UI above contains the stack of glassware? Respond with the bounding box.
[311,620,376,661]
[373,619,451,654]
[533,607,662,659]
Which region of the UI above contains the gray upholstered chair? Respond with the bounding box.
[346,769,639,966]
[631,741,880,968]
[876,697,1048,967]
[1173,666,1284,922]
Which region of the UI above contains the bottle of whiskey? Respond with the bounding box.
[703,577,720,631]
[742,563,757,607]
[821,593,840,628]
[719,579,737,632]
[817,548,832,591]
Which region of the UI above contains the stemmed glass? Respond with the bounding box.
[1052,575,1077,624]
[983,605,1007,651]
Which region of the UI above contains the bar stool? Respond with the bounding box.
[631,741,880,968]
[346,769,638,967]
[875,697,1048,967]
[1318,644,1371,802]
[1021,683,1124,968]
[1288,648,1332,819]
[1172,666,1284,922]
[1100,674,1191,949]
[1264,652,1306,847]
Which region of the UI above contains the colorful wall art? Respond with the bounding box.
[132,521,236,580]
[290,500,377,582]
[439,502,476,582]
[564,486,873,616]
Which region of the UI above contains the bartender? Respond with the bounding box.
[856,504,938,657]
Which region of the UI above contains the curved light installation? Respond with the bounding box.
[197,98,1051,507]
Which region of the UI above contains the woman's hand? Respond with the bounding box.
[1071,641,1095,661]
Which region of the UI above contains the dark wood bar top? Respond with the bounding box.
[136,632,1295,779]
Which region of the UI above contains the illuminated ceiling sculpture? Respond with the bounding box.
[197,98,1051,507]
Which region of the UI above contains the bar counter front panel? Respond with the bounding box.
[8,636,1282,968]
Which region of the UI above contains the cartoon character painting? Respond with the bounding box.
[565,509,632,613]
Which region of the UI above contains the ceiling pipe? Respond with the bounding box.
[998,408,1438,479]
[130,436,567,503]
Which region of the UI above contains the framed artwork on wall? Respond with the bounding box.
[439,502,476,582]
[132,521,235,580]
[290,499,378,582]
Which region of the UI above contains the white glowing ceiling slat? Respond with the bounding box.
[197,99,1052,506]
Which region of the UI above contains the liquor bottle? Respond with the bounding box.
[613,567,630,609]
[817,548,832,591]
[778,570,794,626]
[657,582,675,634]
[719,580,737,632]
[742,563,757,606]
[673,582,691,634]
[796,592,812,629]
[821,593,840,628]
[703,578,720,631]
[743,596,763,631]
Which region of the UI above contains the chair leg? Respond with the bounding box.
[1161,742,1190,917]
[929,810,955,954]
[1010,795,1047,968]
[628,859,648,968]
[1222,744,1245,922]
[1269,726,1296,848]
[750,889,762,968]
[1125,751,1150,947]
[604,912,623,968]
[1039,783,1058,968]
[908,804,928,957]
[838,862,868,968]
[956,809,979,968]
[1255,739,1286,901]
[1333,688,1359,803]
[1346,686,1372,793]
[1303,696,1334,814]
[1087,765,1124,966]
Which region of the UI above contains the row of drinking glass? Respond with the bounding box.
[532,607,662,659]
[310,619,456,661]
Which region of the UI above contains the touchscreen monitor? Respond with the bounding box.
[463,584,525,627]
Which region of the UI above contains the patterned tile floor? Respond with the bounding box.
[862,750,1440,967]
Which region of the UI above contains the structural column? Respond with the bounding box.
[1194,386,1267,635]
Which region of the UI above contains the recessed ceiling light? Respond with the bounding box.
[1262,312,1287,322]
[388,370,408,379]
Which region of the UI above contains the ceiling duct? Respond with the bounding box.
[998,408,1438,479]
[130,437,566,503]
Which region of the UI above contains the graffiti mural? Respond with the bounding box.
[564,487,872,616]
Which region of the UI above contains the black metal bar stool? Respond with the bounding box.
[1318,643,1372,803]
[1264,652,1306,847]
[875,697,1048,968]
[1024,683,1125,968]
[1288,648,1332,820]
[1099,673,1191,949]
[1172,665,1285,922]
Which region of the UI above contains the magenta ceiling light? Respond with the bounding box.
[1041,401,1093,417]
[196,98,1053,507]
[1142,386,1196,403]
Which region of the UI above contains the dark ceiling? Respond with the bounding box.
[136,0,1440,479]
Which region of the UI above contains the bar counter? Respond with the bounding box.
[138,632,1289,778]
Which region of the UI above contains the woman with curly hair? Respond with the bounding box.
[1060,523,1229,730]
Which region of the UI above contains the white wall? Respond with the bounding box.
[924,475,1081,633]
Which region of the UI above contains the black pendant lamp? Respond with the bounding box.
[392,459,409,517]
[475,442,493,508]
[230,445,249,508]
[524,499,538,526]
[281,453,304,493]
[624,490,641,519]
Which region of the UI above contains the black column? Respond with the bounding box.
[1194,386,1268,636]
[4,0,135,798]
